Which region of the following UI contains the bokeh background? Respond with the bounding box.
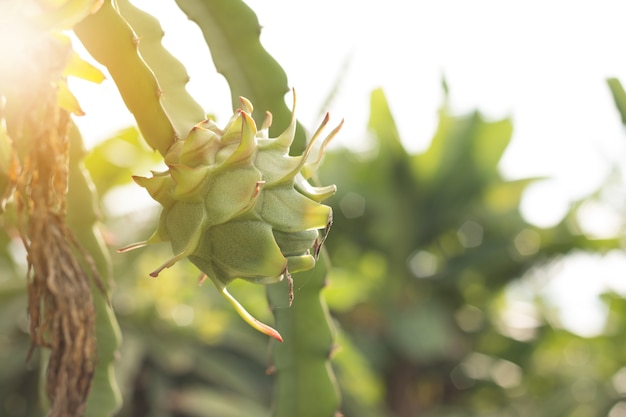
[3,1,626,416]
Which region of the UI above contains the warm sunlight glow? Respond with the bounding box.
[0,3,97,116]
[0,7,44,93]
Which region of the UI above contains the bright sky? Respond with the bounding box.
[72,0,626,336]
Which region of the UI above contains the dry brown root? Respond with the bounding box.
[13,83,102,417]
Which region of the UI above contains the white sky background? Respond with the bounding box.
[72,0,626,336]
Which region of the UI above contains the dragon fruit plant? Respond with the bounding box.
[120,95,341,341]
[0,0,343,416]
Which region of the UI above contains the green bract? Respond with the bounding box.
[124,96,341,341]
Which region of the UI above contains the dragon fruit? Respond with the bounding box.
[122,95,341,341]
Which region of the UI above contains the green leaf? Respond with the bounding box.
[482,178,541,214]
[413,108,476,183]
[368,88,408,161]
[472,116,513,177]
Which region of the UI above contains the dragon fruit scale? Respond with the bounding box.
[122,95,342,341]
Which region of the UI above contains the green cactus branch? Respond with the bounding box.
[115,0,206,137]
[67,123,122,417]
[267,252,341,417]
[173,0,306,150]
[74,0,178,156]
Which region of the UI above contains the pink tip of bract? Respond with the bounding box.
[219,287,283,342]
[255,320,283,342]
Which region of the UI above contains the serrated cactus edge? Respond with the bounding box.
[67,124,123,417]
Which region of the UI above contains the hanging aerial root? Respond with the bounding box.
[13,86,103,417]
[25,212,100,417]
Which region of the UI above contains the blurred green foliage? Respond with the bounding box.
[320,87,622,417]
[2,0,626,413]
[1,82,625,416]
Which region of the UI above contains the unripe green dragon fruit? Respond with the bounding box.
[122,95,341,341]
